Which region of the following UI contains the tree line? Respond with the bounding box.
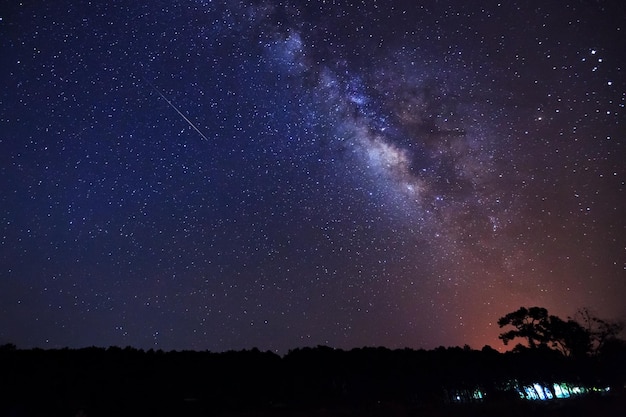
[0,306,624,416]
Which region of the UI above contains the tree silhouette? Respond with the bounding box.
[545,315,591,358]
[498,306,596,357]
[573,307,625,355]
[497,306,551,349]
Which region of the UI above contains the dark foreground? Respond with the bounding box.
[3,393,625,417]
[1,344,624,416]
[213,393,624,417]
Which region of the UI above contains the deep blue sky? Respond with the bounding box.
[1,0,624,353]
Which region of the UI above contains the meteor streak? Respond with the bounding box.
[143,78,210,141]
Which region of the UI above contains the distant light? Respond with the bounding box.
[533,384,547,400]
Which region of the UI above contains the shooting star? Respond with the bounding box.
[143,78,210,141]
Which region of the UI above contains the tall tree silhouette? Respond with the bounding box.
[497,307,551,349]
[546,315,591,358]
[497,306,624,358]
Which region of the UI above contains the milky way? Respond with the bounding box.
[1,1,624,352]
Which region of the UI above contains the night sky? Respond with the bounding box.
[1,1,624,353]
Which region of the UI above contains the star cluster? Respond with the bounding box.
[1,1,624,352]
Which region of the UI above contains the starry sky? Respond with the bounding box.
[1,0,624,353]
